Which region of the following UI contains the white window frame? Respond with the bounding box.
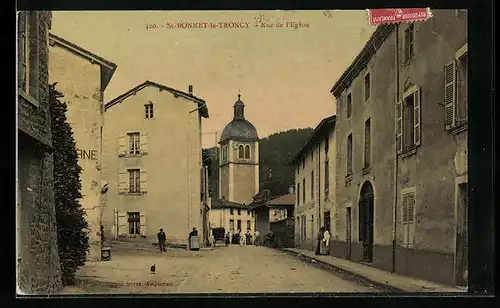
[399,85,422,154]
[127,212,141,235]
[128,169,141,193]
[145,102,154,119]
[18,12,30,93]
[128,132,140,155]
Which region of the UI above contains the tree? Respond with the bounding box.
[49,83,89,286]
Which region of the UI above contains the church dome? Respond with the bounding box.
[219,95,259,143]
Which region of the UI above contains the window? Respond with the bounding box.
[364,73,371,102]
[297,182,300,205]
[237,219,242,231]
[18,12,29,92]
[364,118,371,168]
[128,133,140,155]
[324,160,329,199]
[222,145,228,162]
[238,145,244,159]
[302,158,305,169]
[347,134,353,175]
[310,171,314,201]
[230,208,234,215]
[244,145,251,159]
[128,169,140,193]
[128,212,141,235]
[247,220,251,230]
[404,23,414,63]
[237,209,241,215]
[324,135,329,154]
[18,12,38,97]
[229,219,234,231]
[346,93,352,118]
[302,178,306,205]
[397,86,421,154]
[247,210,250,215]
[145,102,154,118]
[402,192,416,247]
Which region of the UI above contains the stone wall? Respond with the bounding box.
[17,11,62,294]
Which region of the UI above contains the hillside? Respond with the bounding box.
[205,127,314,199]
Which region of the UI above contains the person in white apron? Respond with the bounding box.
[189,227,200,251]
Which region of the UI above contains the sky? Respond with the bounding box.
[51,10,376,148]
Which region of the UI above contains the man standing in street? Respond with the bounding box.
[157,228,166,252]
[254,230,260,246]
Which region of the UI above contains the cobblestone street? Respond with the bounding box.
[61,243,380,294]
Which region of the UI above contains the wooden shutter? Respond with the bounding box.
[118,171,128,194]
[118,212,128,236]
[408,193,416,246]
[140,132,148,155]
[358,200,364,241]
[413,87,422,147]
[444,61,456,130]
[395,100,403,154]
[140,169,148,193]
[139,212,147,236]
[402,194,409,246]
[118,135,126,157]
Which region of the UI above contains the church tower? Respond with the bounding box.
[218,94,259,204]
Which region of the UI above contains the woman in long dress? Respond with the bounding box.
[315,227,324,255]
[189,227,200,251]
[321,228,331,255]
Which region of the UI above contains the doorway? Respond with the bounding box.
[359,181,374,262]
[324,211,331,232]
[455,182,468,286]
[346,207,352,259]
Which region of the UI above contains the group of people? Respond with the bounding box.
[156,227,200,252]
[224,229,261,246]
[315,226,331,255]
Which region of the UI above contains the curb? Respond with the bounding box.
[282,249,405,293]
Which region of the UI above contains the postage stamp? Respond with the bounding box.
[367,8,433,25]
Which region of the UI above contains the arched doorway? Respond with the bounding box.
[359,181,374,262]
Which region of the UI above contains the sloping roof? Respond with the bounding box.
[211,199,250,210]
[104,80,209,118]
[289,115,336,164]
[49,33,117,92]
[267,193,295,206]
[330,24,395,98]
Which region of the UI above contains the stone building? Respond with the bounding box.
[102,81,209,246]
[17,11,62,294]
[290,115,336,251]
[330,10,468,286]
[209,199,254,235]
[48,33,117,260]
[209,94,259,234]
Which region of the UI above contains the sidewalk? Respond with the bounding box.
[283,248,466,293]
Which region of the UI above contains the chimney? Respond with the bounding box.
[188,85,193,95]
[289,185,294,194]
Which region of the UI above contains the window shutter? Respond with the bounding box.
[118,135,126,157]
[444,61,456,130]
[395,100,403,154]
[118,171,128,194]
[413,87,421,147]
[402,194,408,246]
[118,212,128,236]
[408,193,416,246]
[140,212,147,236]
[140,169,148,193]
[140,132,148,155]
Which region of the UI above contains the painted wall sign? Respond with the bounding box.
[77,149,98,160]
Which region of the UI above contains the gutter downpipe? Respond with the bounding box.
[318,142,322,231]
[392,23,400,273]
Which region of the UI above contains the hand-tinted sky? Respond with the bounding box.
[51,10,376,148]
